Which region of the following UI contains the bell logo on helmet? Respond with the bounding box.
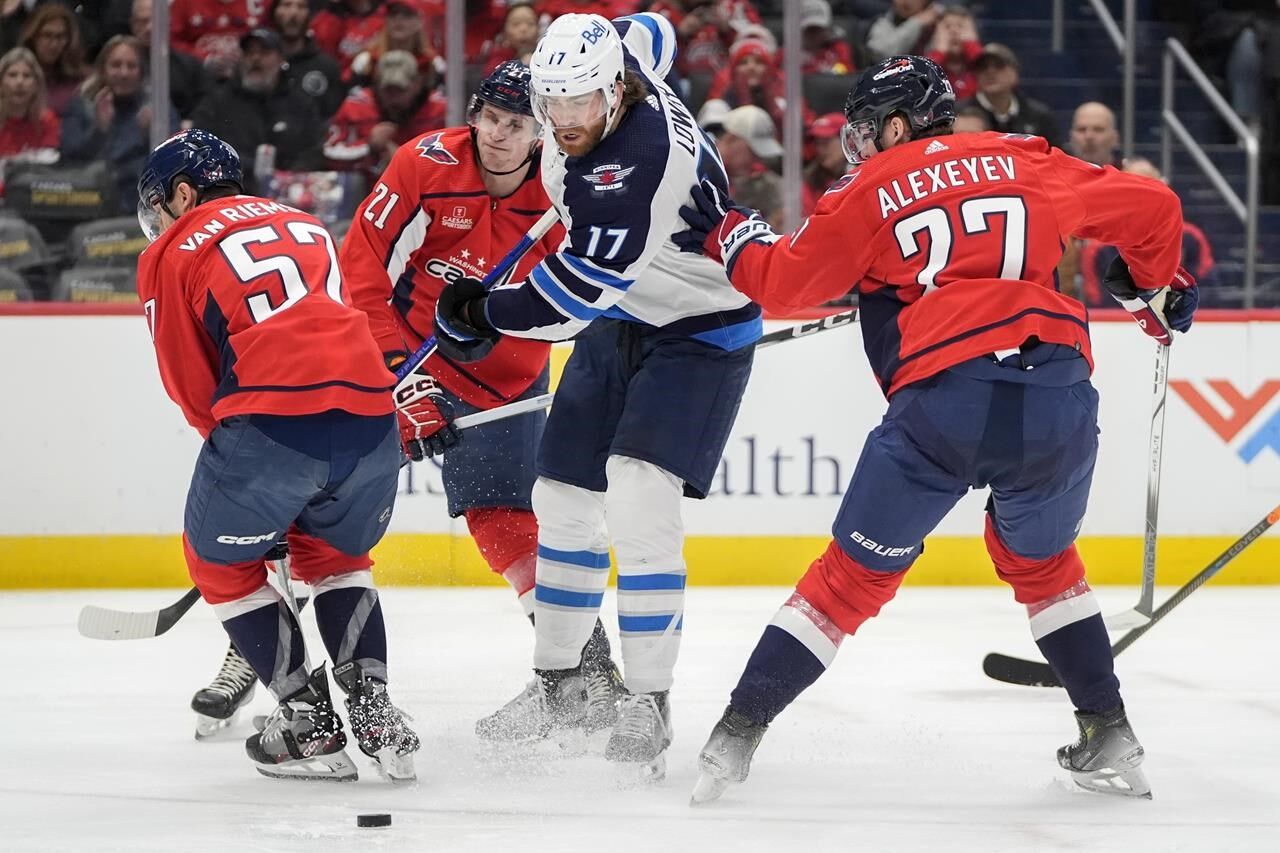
[582,18,609,44]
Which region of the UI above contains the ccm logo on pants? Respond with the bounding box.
[849,530,915,559]
[216,532,279,546]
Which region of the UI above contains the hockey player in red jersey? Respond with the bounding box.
[338,61,627,734]
[676,56,1199,803]
[136,129,420,782]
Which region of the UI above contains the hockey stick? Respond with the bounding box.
[392,207,560,406]
[78,542,291,641]
[982,501,1280,687]
[444,308,860,432]
[1102,341,1170,631]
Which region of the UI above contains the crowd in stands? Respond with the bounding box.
[0,0,1263,304]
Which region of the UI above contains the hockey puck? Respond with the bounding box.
[357,814,392,829]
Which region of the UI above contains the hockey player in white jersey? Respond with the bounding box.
[433,12,760,779]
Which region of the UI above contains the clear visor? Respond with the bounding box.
[840,118,880,165]
[533,89,608,130]
[136,193,164,242]
[467,102,539,146]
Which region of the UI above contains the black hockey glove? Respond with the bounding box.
[434,276,500,363]
[674,178,776,277]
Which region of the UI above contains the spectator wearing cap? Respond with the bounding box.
[787,0,854,76]
[325,49,446,180]
[697,97,731,137]
[17,3,87,116]
[61,35,178,213]
[1069,101,1122,167]
[170,0,265,80]
[865,0,940,62]
[312,0,387,76]
[0,46,59,196]
[1077,156,1220,305]
[716,104,784,227]
[189,28,326,192]
[349,0,442,88]
[273,0,346,118]
[483,2,540,74]
[952,102,992,133]
[802,112,849,215]
[649,1,762,77]
[130,0,209,120]
[925,5,981,101]
[962,42,1060,147]
[706,36,810,135]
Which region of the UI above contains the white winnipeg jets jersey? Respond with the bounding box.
[484,14,763,351]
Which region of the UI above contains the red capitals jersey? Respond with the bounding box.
[324,87,447,176]
[730,133,1185,397]
[138,197,394,437]
[340,126,563,409]
[312,7,387,73]
[170,0,265,62]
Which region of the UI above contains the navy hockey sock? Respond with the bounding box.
[729,626,828,726]
[1035,612,1121,713]
[221,599,309,701]
[314,585,389,683]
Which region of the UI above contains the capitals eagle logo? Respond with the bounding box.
[416,133,459,165]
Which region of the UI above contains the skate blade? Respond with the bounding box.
[194,710,239,740]
[690,770,732,806]
[371,746,417,784]
[1069,767,1152,799]
[610,752,667,788]
[254,750,359,782]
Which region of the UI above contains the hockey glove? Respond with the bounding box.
[1102,256,1199,345]
[434,276,500,363]
[674,178,777,277]
[395,372,458,461]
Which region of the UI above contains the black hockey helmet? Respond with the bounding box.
[470,60,535,118]
[841,55,956,164]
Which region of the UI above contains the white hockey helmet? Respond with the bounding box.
[529,13,625,133]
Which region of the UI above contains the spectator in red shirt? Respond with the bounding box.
[707,37,785,133]
[325,49,446,180]
[482,2,540,74]
[349,0,442,87]
[926,5,982,102]
[170,0,266,80]
[313,0,386,75]
[17,3,87,116]
[649,0,761,76]
[0,47,59,196]
[802,112,849,215]
[792,0,854,76]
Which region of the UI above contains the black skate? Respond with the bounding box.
[191,641,257,740]
[475,667,593,742]
[605,691,672,783]
[583,657,626,734]
[690,706,768,805]
[245,665,357,781]
[333,661,420,784]
[1058,706,1151,798]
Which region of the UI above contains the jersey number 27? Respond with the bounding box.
[894,196,1027,290]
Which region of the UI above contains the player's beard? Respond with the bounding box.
[553,116,607,158]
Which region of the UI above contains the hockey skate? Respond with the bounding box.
[475,667,595,743]
[191,642,257,740]
[1057,706,1151,799]
[333,661,420,784]
[690,706,768,805]
[245,665,357,781]
[583,658,626,734]
[605,691,672,783]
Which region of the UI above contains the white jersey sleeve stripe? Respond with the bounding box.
[529,265,603,322]
[385,208,431,287]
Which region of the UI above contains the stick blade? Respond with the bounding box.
[1103,608,1151,632]
[982,652,1063,688]
[77,605,162,641]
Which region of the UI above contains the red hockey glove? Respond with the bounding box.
[395,372,458,461]
[675,178,779,277]
[1102,257,1199,345]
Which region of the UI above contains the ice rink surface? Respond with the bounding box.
[2,585,1277,853]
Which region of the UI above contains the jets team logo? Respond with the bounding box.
[583,163,636,193]
[416,133,459,165]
